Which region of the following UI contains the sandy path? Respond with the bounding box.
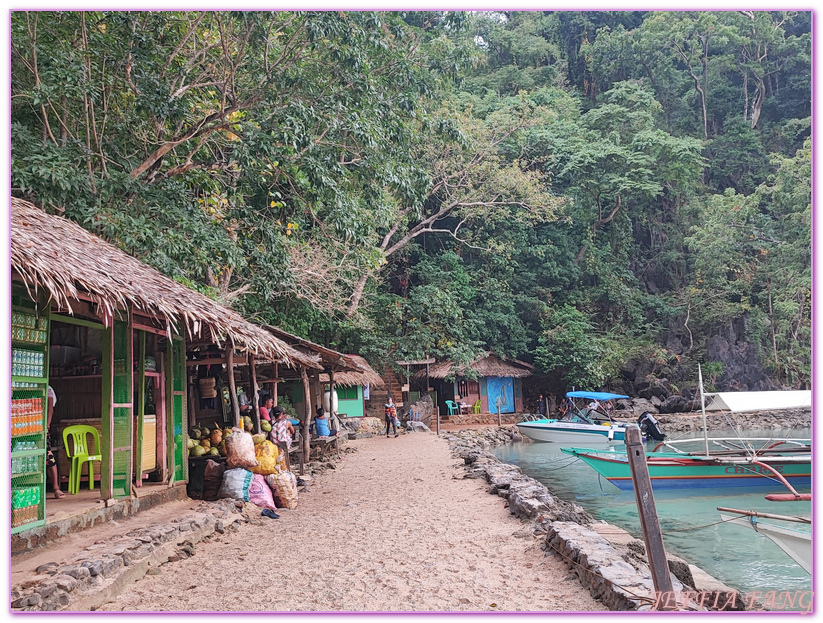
[98,431,605,612]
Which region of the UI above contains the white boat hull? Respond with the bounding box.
[720,514,811,574]
[516,419,626,444]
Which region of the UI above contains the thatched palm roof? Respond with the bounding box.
[318,355,384,387]
[261,325,369,374]
[11,197,294,363]
[419,352,534,380]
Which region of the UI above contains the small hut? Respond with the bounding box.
[10,198,297,532]
[419,352,534,416]
[318,355,384,419]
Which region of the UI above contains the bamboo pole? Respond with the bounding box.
[226,344,240,428]
[249,352,260,434]
[272,363,279,407]
[300,367,312,459]
[698,363,709,457]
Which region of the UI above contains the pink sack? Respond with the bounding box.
[248,473,276,510]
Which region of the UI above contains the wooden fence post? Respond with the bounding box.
[625,425,676,610]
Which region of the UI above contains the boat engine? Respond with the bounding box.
[638,411,666,441]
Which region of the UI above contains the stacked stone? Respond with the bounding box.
[443,425,744,612]
[11,499,242,611]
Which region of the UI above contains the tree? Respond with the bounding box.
[12,10,434,306]
[344,96,562,318]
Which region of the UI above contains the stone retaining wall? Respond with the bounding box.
[444,426,744,611]
[11,499,247,611]
[12,483,190,555]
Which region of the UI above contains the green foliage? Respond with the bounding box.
[535,305,605,389]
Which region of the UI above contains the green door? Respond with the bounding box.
[167,336,187,484]
[102,315,133,499]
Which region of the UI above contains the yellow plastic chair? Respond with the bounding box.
[62,425,102,494]
[472,399,481,414]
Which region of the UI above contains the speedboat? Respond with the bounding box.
[516,391,633,443]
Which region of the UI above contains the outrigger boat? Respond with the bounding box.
[516,391,633,444]
[561,437,811,490]
[560,364,811,491]
[718,507,811,574]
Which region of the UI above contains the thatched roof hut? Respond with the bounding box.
[318,355,384,388]
[11,197,294,363]
[261,325,369,375]
[419,352,534,380]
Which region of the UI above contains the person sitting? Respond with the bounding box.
[259,394,274,422]
[271,405,295,449]
[314,408,337,438]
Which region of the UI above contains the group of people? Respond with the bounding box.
[536,393,614,418]
[256,392,340,450]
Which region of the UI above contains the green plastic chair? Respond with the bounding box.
[445,400,459,416]
[472,399,481,414]
[62,425,102,494]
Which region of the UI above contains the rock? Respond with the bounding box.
[35,583,58,599]
[405,421,431,433]
[57,565,90,580]
[34,562,59,575]
[52,575,78,592]
[12,593,42,608]
[81,561,104,576]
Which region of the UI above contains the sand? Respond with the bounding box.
[96,430,605,612]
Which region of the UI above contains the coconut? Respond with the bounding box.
[210,428,223,445]
[191,445,207,457]
[208,447,220,456]
[251,433,267,445]
[200,438,211,451]
[261,420,272,432]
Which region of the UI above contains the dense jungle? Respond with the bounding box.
[10,11,812,403]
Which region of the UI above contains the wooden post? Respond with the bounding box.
[272,363,279,407]
[300,367,312,459]
[436,404,440,436]
[249,352,260,434]
[226,344,240,428]
[625,425,676,610]
[186,372,197,428]
[497,405,502,427]
[329,369,336,417]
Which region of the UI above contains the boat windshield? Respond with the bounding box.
[560,411,594,424]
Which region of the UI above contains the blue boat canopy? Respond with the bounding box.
[566,391,629,401]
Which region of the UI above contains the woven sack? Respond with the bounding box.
[225,428,259,469]
[217,468,253,502]
[250,440,279,475]
[265,470,298,510]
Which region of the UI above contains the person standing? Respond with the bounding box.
[46,385,65,498]
[537,394,547,417]
[384,397,398,438]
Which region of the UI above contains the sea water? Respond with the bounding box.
[493,428,811,609]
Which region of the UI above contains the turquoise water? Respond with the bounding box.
[493,428,811,606]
